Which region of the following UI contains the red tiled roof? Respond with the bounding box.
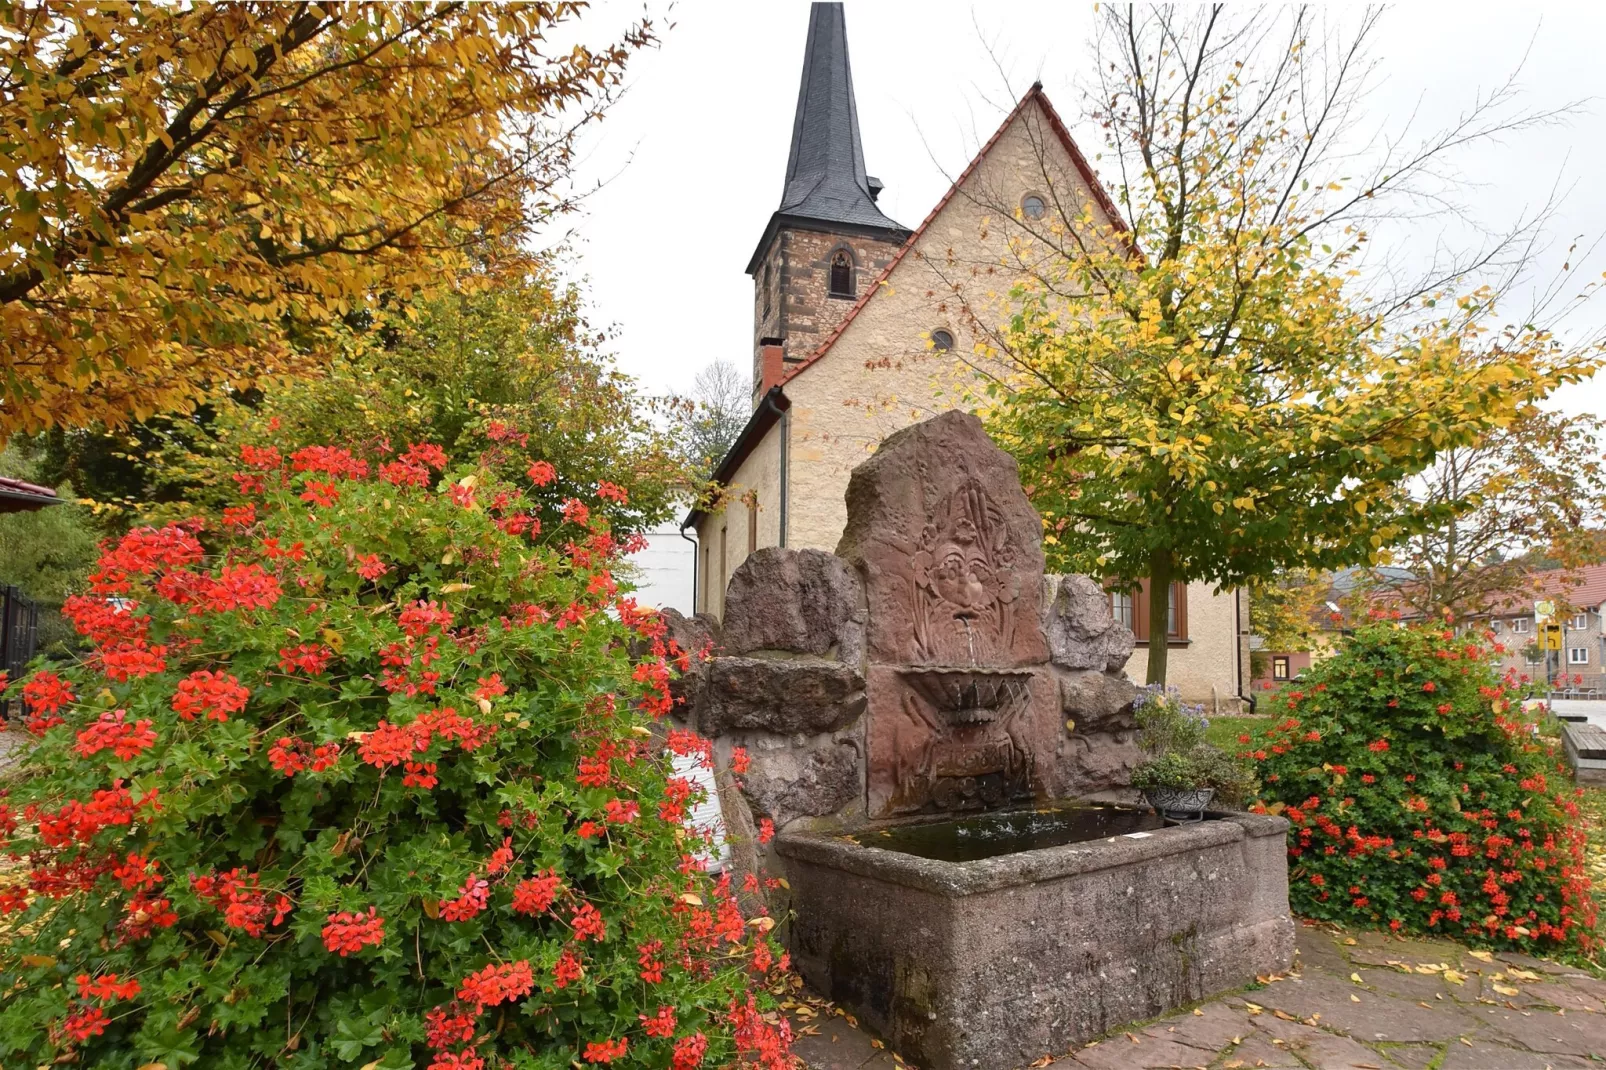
[1495,563,1606,614]
[778,83,1129,390]
[0,475,59,512]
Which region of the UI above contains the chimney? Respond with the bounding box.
[759,343,786,395]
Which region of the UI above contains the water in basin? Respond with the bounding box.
[851,801,1169,862]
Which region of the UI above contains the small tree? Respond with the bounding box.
[944,7,1600,683]
[0,3,651,436]
[0,433,790,1067]
[61,275,689,538]
[1365,409,1606,618]
[677,361,750,476]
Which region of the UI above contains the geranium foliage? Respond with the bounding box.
[0,437,790,1068]
[1246,620,1597,955]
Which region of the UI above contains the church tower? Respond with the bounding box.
[748,2,909,399]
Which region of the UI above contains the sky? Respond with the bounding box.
[556,2,1606,417]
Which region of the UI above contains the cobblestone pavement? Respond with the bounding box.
[790,921,1606,1070]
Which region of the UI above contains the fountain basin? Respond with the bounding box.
[777,808,1294,1070]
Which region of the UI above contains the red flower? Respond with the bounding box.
[442,876,489,922]
[730,746,751,775]
[641,1005,677,1037]
[403,760,439,789]
[457,960,535,1008]
[322,907,385,955]
[278,643,333,675]
[526,460,557,486]
[61,1006,109,1042]
[359,721,423,768]
[604,798,639,825]
[1368,739,1390,752]
[596,481,629,503]
[474,673,507,701]
[672,1033,709,1070]
[637,939,665,983]
[1422,681,1437,693]
[554,948,584,988]
[425,1005,477,1050]
[512,871,563,915]
[758,818,776,845]
[355,554,389,580]
[571,901,607,942]
[583,1038,628,1063]
[74,710,158,761]
[75,973,141,1001]
[299,480,340,507]
[172,670,250,722]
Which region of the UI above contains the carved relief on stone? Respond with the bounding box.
[909,478,1026,668]
[836,410,1049,669]
[866,666,1057,816]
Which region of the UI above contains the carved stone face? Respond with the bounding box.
[910,480,1023,666]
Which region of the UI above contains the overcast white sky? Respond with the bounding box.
[558,2,1606,417]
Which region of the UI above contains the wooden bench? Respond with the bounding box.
[1561,722,1606,787]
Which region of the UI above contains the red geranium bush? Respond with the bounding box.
[0,434,790,1068]
[1247,619,1597,955]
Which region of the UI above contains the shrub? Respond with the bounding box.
[1130,686,1254,807]
[1246,620,1597,955]
[0,437,789,1068]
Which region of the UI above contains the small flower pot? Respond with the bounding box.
[1141,787,1215,823]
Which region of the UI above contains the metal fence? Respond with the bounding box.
[1548,673,1606,700]
[0,585,38,721]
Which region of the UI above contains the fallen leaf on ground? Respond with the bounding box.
[1350,995,1361,1003]
[1272,1010,1297,1021]
[1029,1057,1054,1068]
[1443,969,1466,985]
[1243,1002,1263,1016]
[1492,983,1521,996]
[1350,972,1364,984]
[1507,967,1542,981]
[1468,950,1494,962]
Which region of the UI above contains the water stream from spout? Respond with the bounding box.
[961,617,976,667]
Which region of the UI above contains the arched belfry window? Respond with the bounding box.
[829,250,854,297]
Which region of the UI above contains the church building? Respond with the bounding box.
[682,3,1252,709]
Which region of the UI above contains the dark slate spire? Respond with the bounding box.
[746,2,907,274]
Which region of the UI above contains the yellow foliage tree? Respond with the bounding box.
[952,7,1600,684]
[0,1,650,435]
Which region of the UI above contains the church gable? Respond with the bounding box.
[776,85,1126,394]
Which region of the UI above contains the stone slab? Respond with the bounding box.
[721,547,864,660]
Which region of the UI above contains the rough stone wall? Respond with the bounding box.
[751,226,904,393]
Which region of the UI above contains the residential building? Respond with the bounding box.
[680,3,1250,708]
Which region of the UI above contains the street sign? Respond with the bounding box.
[1535,599,1557,625]
[1541,622,1563,650]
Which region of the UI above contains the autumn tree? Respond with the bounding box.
[138,273,688,537]
[1364,408,1606,618]
[0,2,651,436]
[941,5,1600,683]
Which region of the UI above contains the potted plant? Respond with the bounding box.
[1129,686,1254,821]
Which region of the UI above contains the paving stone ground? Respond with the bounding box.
[789,920,1606,1070]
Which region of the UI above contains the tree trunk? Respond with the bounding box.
[1146,547,1173,686]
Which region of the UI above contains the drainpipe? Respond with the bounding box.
[1235,587,1256,714]
[776,398,790,548]
[680,524,699,614]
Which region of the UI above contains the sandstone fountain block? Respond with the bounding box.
[720,546,865,661]
[695,656,865,737]
[1044,574,1135,673]
[778,811,1296,1070]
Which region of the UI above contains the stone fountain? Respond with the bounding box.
[670,411,1292,1070]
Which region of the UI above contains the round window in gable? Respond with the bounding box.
[930,329,955,352]
[1021,193,1048,220]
